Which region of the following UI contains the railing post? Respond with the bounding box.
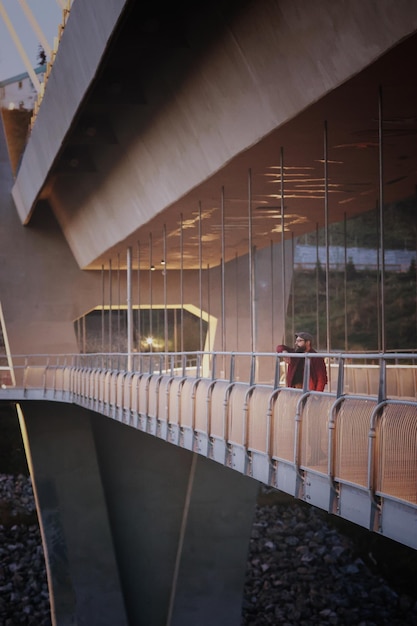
[274,355,280,389]
[230,353,236,383]
[303,354,310,392]
[211,353,216,380]
[336,356,344,397]
[249,353,255,386]
[378,357,387,403]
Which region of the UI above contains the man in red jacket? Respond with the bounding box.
[285,331,328,391]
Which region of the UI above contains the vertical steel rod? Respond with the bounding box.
[117,253,121,352]
[324,120,331,353]
[149,233,153,345]
[127,246,133,370]
[415,212,417,345]
[280,146,286,343]
[82,315,86,354]
[198,202,203,352]
[315,223,320,346]
[137,241,141,352]
[291,233,295,340]
[248,169,255,352]
[221,186,226,353]
[343,213,348,351]
[207,264,211,356]
[163,225,168,355]
[378,86,386,352]
[174,308,178,354]
[270,240,274,345]
[108,259,112,354]
[180,214,184,353]
[101,264,105,355]
[375,202,381,349]
[75,318,79,351]
[235,252,239,350]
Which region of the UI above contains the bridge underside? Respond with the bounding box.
[16,399,259,626]
[11,0,417,271]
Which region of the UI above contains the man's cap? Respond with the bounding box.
[295,331,313,342]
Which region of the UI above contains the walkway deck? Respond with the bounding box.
[1,354,416,551]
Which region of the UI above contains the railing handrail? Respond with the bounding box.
[4,350,417,360]
[2,350,417,399]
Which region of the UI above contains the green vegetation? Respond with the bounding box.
[300,197,417,251]
[290,198,417,351]
[288,262,417,351]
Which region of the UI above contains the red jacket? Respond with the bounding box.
[286,349,328,391]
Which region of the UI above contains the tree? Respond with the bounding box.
[346,257,357,280]
[407,257,416,279]
[37,46,46,66]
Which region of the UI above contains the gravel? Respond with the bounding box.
[0,475,51,626]
[242,489,417,625]
[1,476,417,626]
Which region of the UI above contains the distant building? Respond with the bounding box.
[0,65,45,111]
[294,245,416,272]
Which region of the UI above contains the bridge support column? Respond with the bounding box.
[17,401,129,626]
[18,401,259,626]
[168,451,259,626]
[91,413,259,626]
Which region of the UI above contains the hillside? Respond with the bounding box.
[289,258,416,352]
[301,197,417,251]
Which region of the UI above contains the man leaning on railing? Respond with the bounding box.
[277,332,328,391]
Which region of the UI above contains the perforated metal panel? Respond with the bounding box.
[179,378,199,429]
[147,375,161,421]
[271,389,300,462]
[157,375,173,426]
[194,379,213,434]
[209,380,231,439]
[227,382,250,446]
[138,373,151,412]
[103,370,112,407]
[376,402,417,504]
[247,385,273,454]
[167,377,183,427]
[299,392,335,469]
[135,373,146,412]
[334,397,377,487]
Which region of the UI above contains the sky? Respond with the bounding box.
[0,0,62,81]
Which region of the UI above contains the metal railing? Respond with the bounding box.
[3,350,417,399]
[1,350,417,549]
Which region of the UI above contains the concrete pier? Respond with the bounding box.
[18,400,259,626]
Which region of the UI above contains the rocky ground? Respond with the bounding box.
[0,474,51,626]
[242,489,417,625]
[1,474,417,626]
